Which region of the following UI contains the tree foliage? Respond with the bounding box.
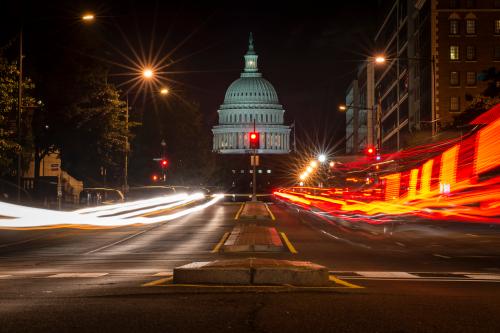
[57,66,128,185]
[0,53,35,176]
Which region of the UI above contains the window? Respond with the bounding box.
[495,20,500,34]
[466,20,476,34]
[450,20,459,35]
[466,72,477,86]
[450,71,460,86]
[450,97,460,112]
[495,46,500,60]
[466,45,476,60]
[450,45,460,60]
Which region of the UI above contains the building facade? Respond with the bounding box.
[433,0,500,126]
[346,0,500,153]
[212,34,291,154]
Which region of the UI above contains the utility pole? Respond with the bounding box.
[124,94,129,194]
[17,29,23,203]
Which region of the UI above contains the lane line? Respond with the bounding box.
[265,203,276,220]
[433,254,452,259]
[465,274,500,280]
[234,203,245,220]
[329,275,364,289]
[84,225,160,255]
[211,232,230,253]
[142,277,173,287]
[280,232,298,254]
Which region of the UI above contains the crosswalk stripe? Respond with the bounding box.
[47,273,108,278]
[152,271,173,277]
[465,274,500,280]
[356,272,419,278]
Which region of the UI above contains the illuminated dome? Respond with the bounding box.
[212,33,291,154]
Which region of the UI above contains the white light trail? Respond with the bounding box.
[0,193,224,228]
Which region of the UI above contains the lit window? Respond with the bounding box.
[258,170,262,174]
[450,97,460,112]
[466,72,477,86]
[450,45,460,60]
[466,20,476,34]
[449,20,459,35]
[267,169,272,174]
[466,45,476,60]
[496,20,500,34]
[450,71,460,86]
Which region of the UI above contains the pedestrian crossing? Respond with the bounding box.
[0,271,499,283]
[330,271,500,282]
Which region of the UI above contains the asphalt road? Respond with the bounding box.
[1,200,500,332]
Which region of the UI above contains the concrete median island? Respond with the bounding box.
[173,258,330,286]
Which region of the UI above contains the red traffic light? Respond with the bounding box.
[249,132,260,149]
[161,159,168,167]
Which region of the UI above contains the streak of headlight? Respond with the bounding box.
[74,194,188,215]
[79,194,189,217]
[0,193,220,228]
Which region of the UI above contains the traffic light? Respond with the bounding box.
[366,146,375,156]
[152,174,159,182]
[249,132,260,149]
[160,159,168,168]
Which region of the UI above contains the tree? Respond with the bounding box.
[0,52,35,177]
[56,65,128,186]
[455,67,500,126]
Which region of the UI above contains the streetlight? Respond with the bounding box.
[338,105,347,111]
[374,54,437,137]
[318,154,327,163]
[374,56,386,64]
[143,68,154,79]
[82,13,95,22]
[160,87,169,95]
[310,160,318,168]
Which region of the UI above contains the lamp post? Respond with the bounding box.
[373,55,438,136]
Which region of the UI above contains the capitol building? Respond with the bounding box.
[212,34,291,154]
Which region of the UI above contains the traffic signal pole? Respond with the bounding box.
[252,119,257,202]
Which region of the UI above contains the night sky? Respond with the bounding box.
[3,0,384,153]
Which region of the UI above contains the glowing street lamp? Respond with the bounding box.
[160,87,169,95]
[143,68,154,79]
[338,105,347,111]
[310,160,318,168]
[374,56,386,64]
[318,154,327,163]
[329,161,335,168]
[82,13,95,21]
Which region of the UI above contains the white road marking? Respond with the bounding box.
[84,226,159,254]
[47,273,108,278]
[465,274,500,280]
[0,275,12,278]
[356,272,419,278]
[433,254,452,259]
[152,271,173,276]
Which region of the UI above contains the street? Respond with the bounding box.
[1,201,499,332]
